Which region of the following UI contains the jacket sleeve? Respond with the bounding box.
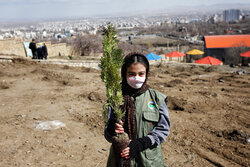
[104,107,115,143]
[147,100,171,145]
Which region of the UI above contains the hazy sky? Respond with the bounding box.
[0,0,249,21]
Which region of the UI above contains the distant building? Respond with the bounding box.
[54,33,66,39]
[223,9,240,23]
[210,14,223,23]
[203,35,250,64]
[30,32,37,39]
[243,14,250,21]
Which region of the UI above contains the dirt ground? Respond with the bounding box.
[0,58,249,167]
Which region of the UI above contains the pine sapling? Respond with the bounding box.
[100,23,124,122]
[100,23,130,166]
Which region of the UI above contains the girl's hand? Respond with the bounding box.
[121,147,130,159]
[115,120,124,134]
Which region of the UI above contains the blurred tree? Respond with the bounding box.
[72,34,102,56]
[225,42,248,65]
[118,42,145,56]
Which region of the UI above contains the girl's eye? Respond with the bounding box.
[139,73,145,76]
[128,73,136,76]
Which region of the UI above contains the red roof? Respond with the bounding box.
[240,51,250,57]
[204,35,250,48]
[195,56,223,65]
[165,51,185,57]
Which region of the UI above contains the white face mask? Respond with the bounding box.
[127,76,146,89]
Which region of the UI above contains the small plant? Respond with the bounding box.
[68,55,73,60]
[100,23,130,166]
[100,23,124,123]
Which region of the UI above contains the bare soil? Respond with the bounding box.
[0,58,249,167]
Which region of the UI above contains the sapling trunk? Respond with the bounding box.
[100,23,130,166]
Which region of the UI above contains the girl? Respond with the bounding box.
[104,53,170,167]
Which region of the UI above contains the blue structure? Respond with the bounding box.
[145,53,162,60]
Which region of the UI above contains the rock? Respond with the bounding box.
[236,69,245,75]
[67,109,73,113]
[216,132,223,137]
[218,79,224,84]
[88,92,101,102]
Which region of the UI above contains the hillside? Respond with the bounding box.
[0,59,249,167]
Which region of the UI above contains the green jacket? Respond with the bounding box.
[106,88,170,167]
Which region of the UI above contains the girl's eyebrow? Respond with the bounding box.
[128,71,145,73]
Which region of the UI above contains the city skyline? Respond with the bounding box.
[0,0,250,21]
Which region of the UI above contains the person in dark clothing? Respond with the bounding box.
[29,39,37,59]
[37,46,43,59]
[42,43,48,60]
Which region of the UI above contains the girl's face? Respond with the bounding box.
[126,63,146,78]
[126,63,147,89]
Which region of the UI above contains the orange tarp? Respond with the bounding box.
[195,56,222,65]
[204,35,250,48]
[240,51,250,58]
[165,51,185,57]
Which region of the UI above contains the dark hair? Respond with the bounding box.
[121,53,149,81]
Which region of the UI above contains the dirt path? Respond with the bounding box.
[0,59,249,167]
